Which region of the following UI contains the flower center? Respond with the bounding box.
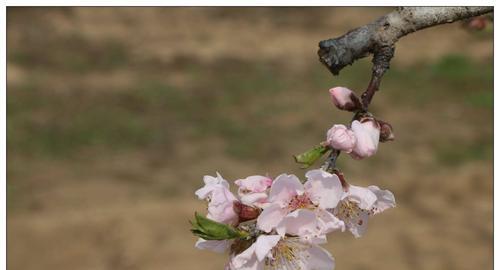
[335,199,362,220]
[288,194,314,211]
[264,238,311,270]
[334,199,373,226]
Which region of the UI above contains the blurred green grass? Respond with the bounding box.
[8,52,493,163]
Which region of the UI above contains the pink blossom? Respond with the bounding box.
[326,124,357,153]
[195,173,239,226]
[257,170,344,235]
[230,235,335,270]
[332,184,395,238]
[350,119,380,159]
[329,86,361,111]
[234,175,272,207]
[195,172,229,200]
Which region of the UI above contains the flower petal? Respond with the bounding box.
[368,185,396,214]
[347,211,369,238]
[276,209,318,238]
[206,186,239,225]
[240,192,268,206]
[256,203,288,233]
[304,169,343,209]
[231,243,258,269]
[268,174,304,206]
[315,208,345,234]
[195,238,232,253]
[305,245,335,270]
[347,185,377,210]
[235,175,272,193]
[254,235,281,261]
[195,173,230,199]
[350,119,380,159]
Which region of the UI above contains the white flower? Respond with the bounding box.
[332,184,396,238]
[230,235,335,270]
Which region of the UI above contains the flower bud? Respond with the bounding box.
[350,118,380,159]
[233,201,260,222]
[326,124,357,153]
[329,87,362,111]
[377,119,395,142]
[468,17,487,30]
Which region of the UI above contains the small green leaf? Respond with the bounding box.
[190,212,247,240]
[293,145,330,168]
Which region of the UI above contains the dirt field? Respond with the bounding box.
[7,7,493,270]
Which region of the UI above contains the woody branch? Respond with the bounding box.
[318,6,493,110]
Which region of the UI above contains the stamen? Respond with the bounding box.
[288,194,314,211]
[264,238,311,270]
[334,199,370,229]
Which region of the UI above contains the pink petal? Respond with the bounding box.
[347,211,369,238]
[254,235,281,261]
[326,124,357,153]
[240,192,268,206]
[315,208,345,234]
[231,243,258,269]
[276,209,318,238]
[195,239,232,253]
[350,120,380,159]
[305,245,336,270]
[268,174,304,206]
[195,173,230,199]
[207,186,239,225]
[235,175,272,193]
[304,169,343,209]
[347,185,377,210]
[256,204,288,233]
[368,185,396,214]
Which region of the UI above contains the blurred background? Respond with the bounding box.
[7,7,493,270]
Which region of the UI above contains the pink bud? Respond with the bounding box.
[233,201,261,222]
[326,124,357,153]
[350,118,380,159]
[329,87,362,111]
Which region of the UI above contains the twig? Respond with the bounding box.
[318,6,493,109]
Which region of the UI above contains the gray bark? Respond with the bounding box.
[318,7,493,110]
[319,7,493,75]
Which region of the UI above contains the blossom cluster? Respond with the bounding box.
[193,170,395,269]
[191,86,396,269]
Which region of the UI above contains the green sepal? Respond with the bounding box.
[293,145,330,168]
[190,212,248,240]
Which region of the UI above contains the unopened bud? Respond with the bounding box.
[329,87,362,112]
[467,17,487,30]
[326,124,357,153]
[233,201,260,222]
[350,117,380,159]
[377,119,395,142]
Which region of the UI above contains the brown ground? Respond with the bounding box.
[7,7,493,270]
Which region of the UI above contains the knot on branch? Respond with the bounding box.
[318,26,374,75]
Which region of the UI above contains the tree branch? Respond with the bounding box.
[318,6,493,110]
